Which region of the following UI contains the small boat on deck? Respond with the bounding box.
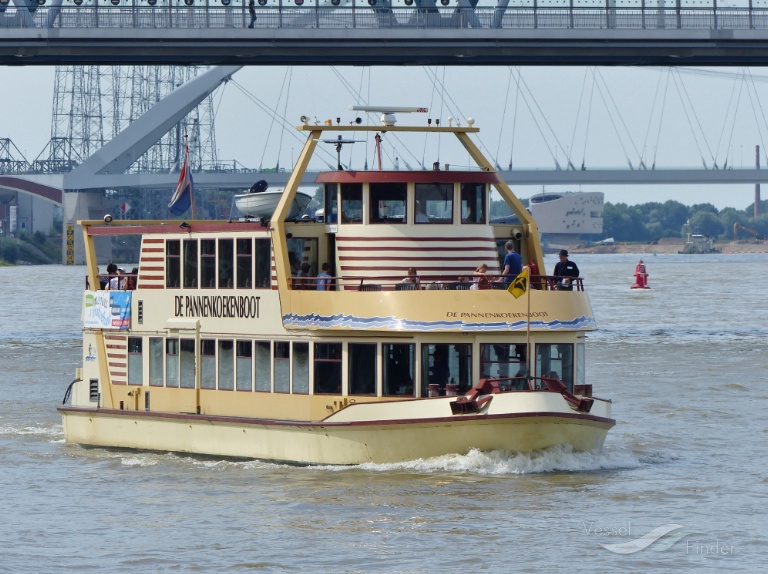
[59,108,614,465]
[234,180,312,219]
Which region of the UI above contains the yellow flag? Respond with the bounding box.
[507,267,529,299]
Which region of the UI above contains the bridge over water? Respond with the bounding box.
[5,1,768,65]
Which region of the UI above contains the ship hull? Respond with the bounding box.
[59,393,613,465]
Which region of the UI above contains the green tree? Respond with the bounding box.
[689,211,724,237]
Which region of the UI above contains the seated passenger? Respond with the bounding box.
[294,262,312,290]
[471,264,490,290]
[401,267,420,289]
[316,262,332,291]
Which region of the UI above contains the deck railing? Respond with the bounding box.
[5,3,768,31]
[293,274,585,291]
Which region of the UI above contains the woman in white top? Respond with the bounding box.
[471,264,489,290]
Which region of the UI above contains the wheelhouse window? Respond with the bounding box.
[313,342,342,394]
[535,343,574,393]
[183,239,198,288]
[324,183,339,223]
[149,337,164,387]
[480,343,527,390]
[461,183,486,224]
[201,339,216,389]
[127,337,143,386]
[255,238,271,288]
[292,342,309,394]
[421,343,472,396]
[255,341,271,392]
[166,338,180,388]
[236,238,253,288]
[340,183,363,223]
[274,341,290,393]
[415,183,453,224]
[201,239,216,289]
[218,239,234,289]
[236,340,253,391]
[382,343,415,397]
[179,338,196,389]
[218,339,234,390]
[166,240,180,288]
[349,343,376,395]
[369,183,407,224]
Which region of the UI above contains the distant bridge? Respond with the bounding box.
[6,1,768,65]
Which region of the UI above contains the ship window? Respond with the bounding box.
[576,342,585,389]
[313,342,342,394]
[128,337,143,386]
[274,341,290,393]
[166,240,181,288]
[149,337,164,387]
[166,338,180,388]
[218,239,234,289]
[415,183,453,224]
[201,239,216,289]
[349,343,376,395]
[382,343,415,397]
[287,237,317,280]
[201,339,216,389]
[480,343,527,390]
[324,183,339,223]
[369,183,407,224]
[218,339,234,391]
[292,342,309,394]
[236,238,253,288]
[255,341,271,392]
[535,343,574,393]
[180,339,196,389]
[255,238,271,289]
[340,184,363,223]
[461,183,486,224]
[236,341,253,391]
[421,343,472,397]
[183,240,198,288]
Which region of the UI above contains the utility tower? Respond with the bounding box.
[45,65,218,173]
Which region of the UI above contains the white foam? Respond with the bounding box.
[356,444,648,474]
[0,423,63,439]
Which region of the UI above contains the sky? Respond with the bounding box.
[2,65,768,211]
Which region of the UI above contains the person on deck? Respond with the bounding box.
[247,0,257,28]
[553,249,580,290]
[316,262,332,291]
[500,241,523,284]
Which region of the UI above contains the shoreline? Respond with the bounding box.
[568,238,767,255]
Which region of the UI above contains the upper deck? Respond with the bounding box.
[80,116,596,335]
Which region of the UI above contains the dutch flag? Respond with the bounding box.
[169,144,194,217]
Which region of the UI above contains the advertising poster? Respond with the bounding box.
[83,291,132,329]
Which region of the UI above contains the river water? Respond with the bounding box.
[1,254,766,573]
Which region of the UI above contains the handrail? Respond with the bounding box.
[3,4,768,31]
[291,273,584,291]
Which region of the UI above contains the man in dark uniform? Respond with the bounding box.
[553,249,579,290]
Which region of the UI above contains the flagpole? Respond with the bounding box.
[525,266,532,389]
[186,134,195,220]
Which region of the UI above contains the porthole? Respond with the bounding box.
[184,0,194,5]
[440,0,449,5]
[258,0,266,5]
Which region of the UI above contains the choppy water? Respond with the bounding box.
[1,255,767,572]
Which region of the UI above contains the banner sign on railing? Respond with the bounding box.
[84,290,132,329]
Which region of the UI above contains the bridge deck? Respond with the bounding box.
[4,3,768,65]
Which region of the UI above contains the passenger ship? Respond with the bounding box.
[59,110,614,465]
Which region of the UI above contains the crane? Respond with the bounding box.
[734,222,764,241]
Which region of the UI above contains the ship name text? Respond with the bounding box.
[174,295,261,319]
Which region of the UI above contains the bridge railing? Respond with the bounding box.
[4,2,768,30]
